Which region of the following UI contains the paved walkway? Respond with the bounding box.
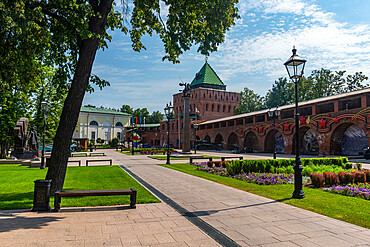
[110,150,370,247]
[1,149,369,247]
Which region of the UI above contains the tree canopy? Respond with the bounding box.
[0,0,239,192]
[236,69,369,115]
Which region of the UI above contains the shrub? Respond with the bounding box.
[276,167,287,174]
[214,161,222,167]
[286,166,294,174]
[354,171,366,183]
[356,163,362,170]
[338,171,349,184]
[365,170,370,183]
[344,172,355,184]
[310,173,325,188]
[344,163,353,169]
[96,138,104,144]
[323,172,339,186]
[222,161,227,168]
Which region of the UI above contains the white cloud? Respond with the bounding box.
[212,0,370,94]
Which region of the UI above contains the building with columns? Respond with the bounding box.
[73,106,131,142]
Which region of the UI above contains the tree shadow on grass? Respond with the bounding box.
[185,198,292,217]
[0,191,36,210]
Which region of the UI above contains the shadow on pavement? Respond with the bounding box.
[0,212,64,233]
[185,198,291,217]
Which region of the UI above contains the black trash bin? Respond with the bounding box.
[32,179,52,211]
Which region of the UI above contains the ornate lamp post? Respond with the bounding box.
[193,123,198,154]
[284,46,307,199]
[40,101,50,169]
[267,107,280,159]
[164,102,174,164]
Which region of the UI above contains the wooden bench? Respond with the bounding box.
[54,189,137,211]
[220,157,243,161]
[89,153,105,156]
[189,157,213,163]
[86,159,112,166]
[71,153,88,157]
[67,160,81,166]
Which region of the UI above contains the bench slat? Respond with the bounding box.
[54,188,137,211]
[59,189,133,197]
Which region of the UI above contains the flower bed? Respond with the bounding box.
[324,184,370,200]
[233,173,294,185]
[193,162,295,185]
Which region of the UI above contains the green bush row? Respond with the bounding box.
[224,158,350,176]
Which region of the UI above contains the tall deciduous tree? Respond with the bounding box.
[265,78,293,108]
[148,111,163,124]
[4,0,239,193]
[234,87,264,115]
[120,105,134,115]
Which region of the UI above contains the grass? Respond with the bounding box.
[161,163,370,229]
[0,164,159,210]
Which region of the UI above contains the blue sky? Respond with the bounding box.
[83,0,370,113]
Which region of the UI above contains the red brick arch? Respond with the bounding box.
[330,123,368,155]
[244,131,259,152]
[264,130,284,153]
[227,132,239,149]
[292,126,319,155]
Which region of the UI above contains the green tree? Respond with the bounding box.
[133,108,150,125]
[120,105,134,115]
[344,72,369,92]
[265,78,293,108]
[148,111,163,124]
[234,87,264,115]
[12,0,237,193]
[306,69,346,99]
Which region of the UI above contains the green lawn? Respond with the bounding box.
[161,163,370,229]
[0,164,159,210]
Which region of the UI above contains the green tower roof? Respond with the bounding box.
[190,62,226,90]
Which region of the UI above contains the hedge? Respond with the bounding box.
[220,158,349,176]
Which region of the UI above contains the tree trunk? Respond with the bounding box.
[46,0,114,194]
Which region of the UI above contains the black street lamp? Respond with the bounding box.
[267,107,280,159]
[193,123,198,154]
[284,46,307,199]
[40,101,50,169]
[164,102,174,164]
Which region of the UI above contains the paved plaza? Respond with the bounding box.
[1,150,369,246]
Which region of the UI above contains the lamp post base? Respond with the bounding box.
[292,190,305,199]
[40,156,45,169]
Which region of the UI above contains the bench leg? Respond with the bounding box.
[130,188,137,209]
[190,158,193,163]
[110,159,112,165]
[86,161,88,166]
[209,157,213,161]
[54,191,61,212]
[221,157,225,162]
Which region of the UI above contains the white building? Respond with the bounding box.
[73,106,131,142]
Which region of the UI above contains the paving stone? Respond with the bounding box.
[153,232,176,244]
[261,241,300,247]
[306,235,354,247]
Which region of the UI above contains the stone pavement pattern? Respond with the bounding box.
[0,203,220,247]
[108,149,370,247]
[1,149,370,247]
